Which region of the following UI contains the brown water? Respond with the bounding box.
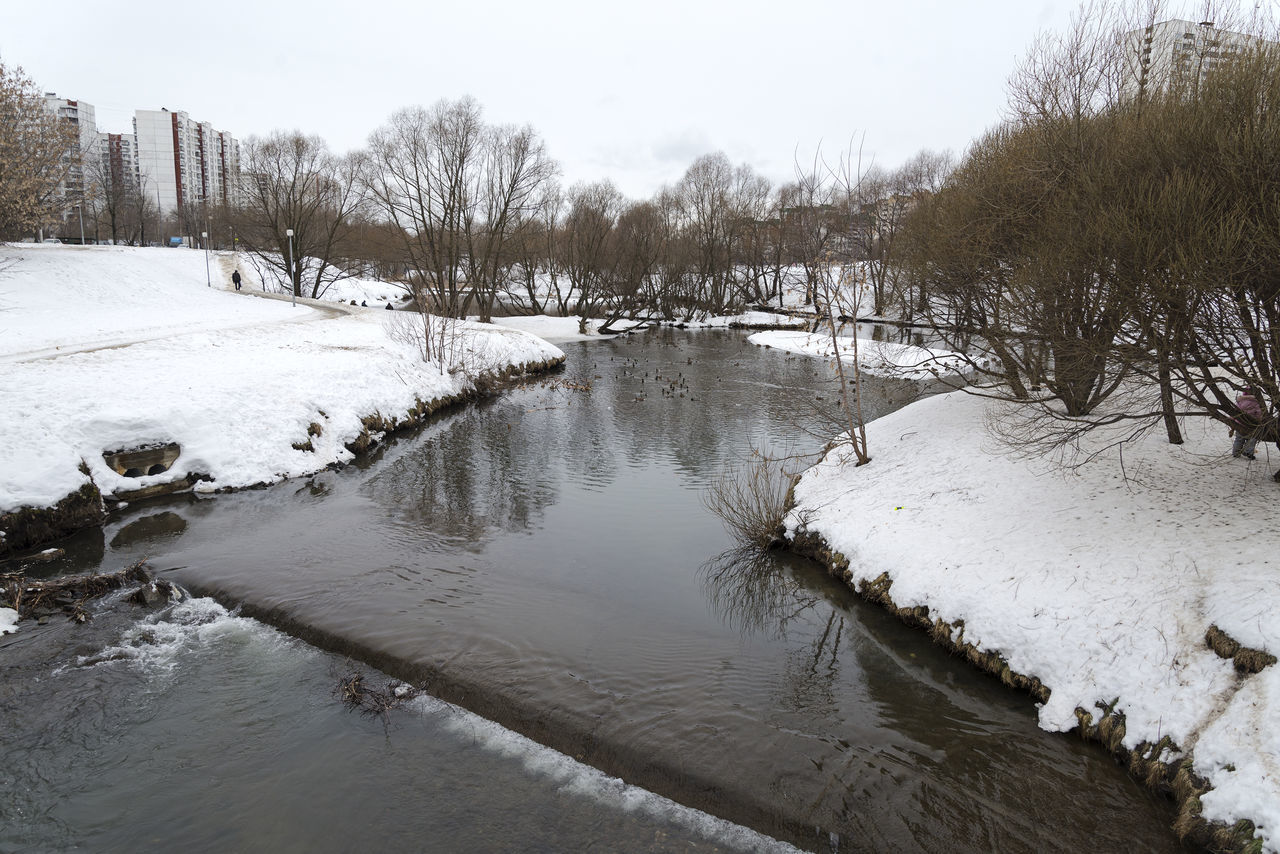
[1,329,1190,853]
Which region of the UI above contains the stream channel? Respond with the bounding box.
[1,328,1190,853]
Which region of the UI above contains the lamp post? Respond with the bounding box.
[286,228,295,307]
[202,230,210,287]
[74,204,85,245]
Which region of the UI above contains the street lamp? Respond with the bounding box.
[74,204,84,245]
[202,230,210,287]
[286,228,295,307]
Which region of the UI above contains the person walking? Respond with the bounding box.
[1231,386,1265,460]
[232,269,242,291]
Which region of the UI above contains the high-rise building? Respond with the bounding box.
[99,131,140,192]
[41,93,98,212]
[1124,19,1273,96]
[134,107,238,217]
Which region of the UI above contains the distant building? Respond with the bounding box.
[134,108,239,217]
[99,131,140,191]
[41,93,98,216]
[1124,19,1275,96]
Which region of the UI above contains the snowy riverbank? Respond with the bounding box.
[0,244,563,552]
[748,328,978,381]
[785,388,1278,852]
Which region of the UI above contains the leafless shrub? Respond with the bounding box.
[703,448,797,551]
[384,310,466,374]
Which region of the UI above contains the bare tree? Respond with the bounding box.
[559,180,623,326]
[365,98,486,317]
[778,158,839,310]
[0,61,77,239]
[505,184,560,314]
[236,130,367,298]
[464,122,557,322]
[83,153,131,245]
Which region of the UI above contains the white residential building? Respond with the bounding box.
[134,108,239,217]
[1124,19,1273,95]
[41,93,98,213]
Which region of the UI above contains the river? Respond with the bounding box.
[0,328,1190,852]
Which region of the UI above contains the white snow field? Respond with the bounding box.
[0,244,562,514]
[749,328,977,380]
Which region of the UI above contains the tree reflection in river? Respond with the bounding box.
[700,547,826,638]
[364,397,560,552]
[697,541,1184,853]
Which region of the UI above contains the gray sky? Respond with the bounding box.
[4,0,1078,198]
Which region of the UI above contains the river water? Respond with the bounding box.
[1,329,1189,853]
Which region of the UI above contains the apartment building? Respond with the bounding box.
[99,131,140,191]
[134,107,239,217]
[41,93,98,210]
[1124,19,1273,95]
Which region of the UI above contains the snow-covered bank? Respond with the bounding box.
[749,329,975,381]
[786,389,1278,852]
[488,315,627,344]
[0,245,563,545]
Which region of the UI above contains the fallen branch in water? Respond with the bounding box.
[337,672,419,718]
[2,558,159,623]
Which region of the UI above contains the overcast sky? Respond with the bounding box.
[3,0,1084,198]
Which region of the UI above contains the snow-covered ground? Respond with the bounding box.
[749,329,978,380]
[0,244,562,515]
[487,315,628,344]
[786,389,1278,852]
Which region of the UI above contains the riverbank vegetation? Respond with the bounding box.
[900,4,1280,457]
[703,449,796,552]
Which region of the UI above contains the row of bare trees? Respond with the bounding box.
[223,96,949,325]
[3,57,939,330]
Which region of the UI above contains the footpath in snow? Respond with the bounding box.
[778,365,1277,850]
[0,244,563,531]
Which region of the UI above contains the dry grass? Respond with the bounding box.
[1206,624,1278,674]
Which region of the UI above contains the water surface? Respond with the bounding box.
[3,329,1188,852]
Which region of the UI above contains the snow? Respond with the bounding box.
[0,607,17,634]
[0,244,562,513]
[487,314,621,344]
[315,275,409,308]
[786,389,1279,851]
[5,245,1277,848]
[665,310,809,330]
[749,329,978,380]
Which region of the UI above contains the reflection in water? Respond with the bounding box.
[699,547,827,638]
[108,511,188,548]
[697,538,1187,853]
[21,329,1188,854]
[366,399,560,552]
[2,524,105,581]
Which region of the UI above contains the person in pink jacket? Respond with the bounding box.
[1231,387,1265,460]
